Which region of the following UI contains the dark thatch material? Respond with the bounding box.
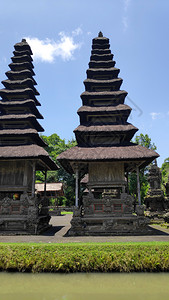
[0,128,38,135]
[0,113,37,120]
[0,114,44,132]
[0,87,36,97]
[2,78,39,95]
[84,78,122,84]
[57,144,159,171]
[81,90,127,99]
[90,54,113,61]
[91,49,111,55]
[9,61,34,71]
[0,129,46,147]
[74,124,137,133]
[89,60,115,68]
[77,104,131,113]
[5,69,35,79]
[14,40,33,54]
[0,145,58,170]
[11,54,33,63]
[87,67,119,73]
[0,99,43,119]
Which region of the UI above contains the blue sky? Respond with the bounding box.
[0,0,169,167]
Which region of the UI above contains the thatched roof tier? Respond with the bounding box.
[84,78,122,91]
[57,144,159,172]
[0,88,38,101]
[2,79,39,95]
[92,37,109,44]
[92,43,110,50]
[13,50,32,57]
[0,144,58,170]
[9,61,34,71]
[90,53,113,61]
[0,114,44,132]
[81,90,127,99]
[14,40,33,54]
[91,49,111,55]
[74,124,138,133]
[77,104,131,114]
[89,60,115,68]
[0,96,40,107]
[87,67,120,78]
[11,54,33,63]
[0,99,43,119]
[5,69,35,80]
[0,129,46,147]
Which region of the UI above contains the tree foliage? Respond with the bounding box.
[161,157,169,184]
[36,133,77,206]
[129,133,157,203]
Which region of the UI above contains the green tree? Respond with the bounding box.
[161,157,169,184]
[36,133,77,206]
[128,133,157,203]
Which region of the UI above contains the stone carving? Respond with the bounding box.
[1,197,11,214]
[121,193,133,214]
[103,198,112,213]
[145,161,167,212]
[136,205,145,216]
[165,176,169,198]
[148,160,161,190]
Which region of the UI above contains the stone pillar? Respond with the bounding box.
[75,166,79,207]
[136,166,141,205]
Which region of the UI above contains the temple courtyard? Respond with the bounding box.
[0,213,169,243]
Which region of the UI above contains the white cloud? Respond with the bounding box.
[122,16,128,31]
[122,0,131,32]
[150,112,161,120]
[124,0,131,12]
[72,27,83,36]
[26,30,82,63]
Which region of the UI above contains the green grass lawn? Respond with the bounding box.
[0,242,169,273]
[61,211,73,215]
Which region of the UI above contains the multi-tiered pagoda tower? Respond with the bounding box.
[0,39,58,234]
[58,32,159,235]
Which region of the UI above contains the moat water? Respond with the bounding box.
[0,272,169,300]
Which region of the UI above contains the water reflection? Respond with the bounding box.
[0,273,169,300]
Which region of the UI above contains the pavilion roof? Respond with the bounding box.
[57,143,159,173]
[0,144,58,170]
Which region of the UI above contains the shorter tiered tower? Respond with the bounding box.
[0,39,58,234]
[58,32,159,236]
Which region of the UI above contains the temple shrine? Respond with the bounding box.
[145,160,169,212]
[0,39,58,234]
[57,32,159,235]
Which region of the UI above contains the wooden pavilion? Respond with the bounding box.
[57,32,159,235]
[0,39,58,234]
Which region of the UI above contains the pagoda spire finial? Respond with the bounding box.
[98,31,103,37]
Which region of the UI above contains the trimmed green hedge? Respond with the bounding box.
[0,242,169,273]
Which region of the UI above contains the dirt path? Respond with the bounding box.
[0,214,169,243]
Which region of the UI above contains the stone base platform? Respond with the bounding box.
[0,215,51,235]
[68,214,152,236]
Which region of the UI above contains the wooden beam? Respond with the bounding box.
[32,161,36,197]
[44,169,47,197]
[75,165,79,207]
[136,165,141,206]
